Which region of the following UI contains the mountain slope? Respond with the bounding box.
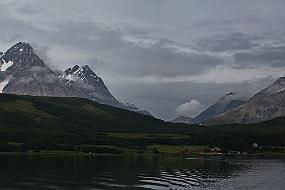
[121,102,152,116]
[0,42,149,115]
[205,77,285,125]
[170,116,194,124]
[0,93,161,132]
[194,92,246,123]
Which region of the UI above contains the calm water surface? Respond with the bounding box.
[0,155,284,190]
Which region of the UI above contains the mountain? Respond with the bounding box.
[205,77,285,125]
[0,42,71,96]
[170,116,194,124]
[0,93,163,132]
[0,42,149,115]
[193,92,246,123]
[59,65,121,107]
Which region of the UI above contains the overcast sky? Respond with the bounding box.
[1,0,285,119]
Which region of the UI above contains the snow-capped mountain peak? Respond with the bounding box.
[0,42,152,116]
[62,65,103,87]
[1,42,47,74]
[65,65,81,75]
[3,42,34,62]
[6,42,33,54]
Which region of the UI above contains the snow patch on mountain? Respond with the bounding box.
[0,79,9,93]
[0,60,13,71]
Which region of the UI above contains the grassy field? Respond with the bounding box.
[146,145,207,154]
[107,133,190,139]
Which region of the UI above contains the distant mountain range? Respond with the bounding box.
[0,42,151,115]
[174,77,285,126]
[205,77,285,125]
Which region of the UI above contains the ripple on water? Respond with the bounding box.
[0,155,283,190]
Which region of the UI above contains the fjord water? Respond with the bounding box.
[0,155,284,190]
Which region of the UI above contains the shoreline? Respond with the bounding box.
[0,151,284,159]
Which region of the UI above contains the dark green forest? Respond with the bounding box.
[0,94,284,154]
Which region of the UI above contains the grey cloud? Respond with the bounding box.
[47,21,126,50]
[36,74,58,84]
[196,33,261,52]
[33,18,224,78]
[194,32,285,71]
[16,4,41,15]
[96,37,224,79]
[32,44,51,64]
[175,99,204,118]
[30,66,49,73]
[2,33,23,43]
[86,58,105,70]
[234,47,285,68]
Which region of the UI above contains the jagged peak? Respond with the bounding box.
[72,65,80,70]
[65,65,98,77]
[7,42,33,53]
[65,65,81,75]
[82,65,91,70]
[0,42,48,69]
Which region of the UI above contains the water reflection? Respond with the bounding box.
[0,155,283,189]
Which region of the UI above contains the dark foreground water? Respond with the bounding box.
[0,155,284,190]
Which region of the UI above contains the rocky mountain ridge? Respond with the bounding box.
[204,77,285,125]
[0,42,150,115]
